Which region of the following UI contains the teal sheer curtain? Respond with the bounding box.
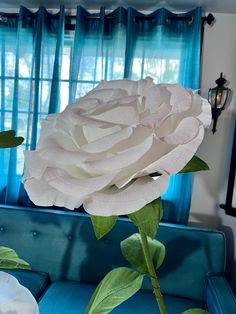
[0,6,64,204]
[0,6,202,224]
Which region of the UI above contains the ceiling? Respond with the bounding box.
[1,0,236,14]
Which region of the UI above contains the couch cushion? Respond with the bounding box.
[3,269,50,300]
[39,281,206,314]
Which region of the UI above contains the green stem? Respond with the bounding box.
[139,229,167,314]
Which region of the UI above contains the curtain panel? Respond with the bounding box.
[0,6,202,224]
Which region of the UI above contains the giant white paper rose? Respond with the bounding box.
[23,78,211,216]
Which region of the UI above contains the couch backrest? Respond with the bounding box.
[0,205,226,301]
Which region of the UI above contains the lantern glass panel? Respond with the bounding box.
[216,87,228,109]
[209,87,228,109]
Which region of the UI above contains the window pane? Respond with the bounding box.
[60,81,69,111]
[18,113,29,138]
[4,112,13,130]
[107,57,125,80]
[18,79,31,111]
[41,80,51,113]
[5,79,14,111]
[5,51,16,77]
[19,56,32,78]
[61,46,71,81]
[17,144,25,175]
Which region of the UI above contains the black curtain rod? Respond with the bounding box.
[65,13,215,21]
[0,11,215,23]
[0,11,215,30]
[64,13,215,30]
[65,13,214,22]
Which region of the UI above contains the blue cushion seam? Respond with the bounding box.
[35,273,50,300]
[208,277,225,313]
[207,275,236,303]
[208,282,221,313]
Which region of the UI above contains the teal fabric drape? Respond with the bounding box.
[0,6,202,224]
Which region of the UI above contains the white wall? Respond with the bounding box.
[190,13,236,292]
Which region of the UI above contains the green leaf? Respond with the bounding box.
[0,246,30,270]
[128,198,163,239]
[0,130,24,148]
[121,233,165,273]
[179,156,209,174]
[85,267,144,314]
[91,215,117,240]
[182,309,209,314]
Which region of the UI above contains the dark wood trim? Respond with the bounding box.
[220,120,236,216]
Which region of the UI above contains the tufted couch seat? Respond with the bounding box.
[0,205,236,313]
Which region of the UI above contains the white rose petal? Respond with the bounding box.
[83,175,169,216]
[0,271,39,314]
[70,97,101,112]
[167,84,192,113]
[87,95,144,125]
[115,122,203,186]
[90,105,140,125]
[36,115,58,148]
[140,103,171,129]
[43,168,119,197]
[60,110,115,128]
[94,79,139,95]
[160,116,200,144]
[85,95,143,117]
[83,125,122,144]
[38,143,93,164]
[23,151,48,179]
[85,87,129,103]
[23,78,211,215]
[144,85,171,113]
[81,127,133,153]
[83,135,153,173]
[197,98,212,127]
[24,178,83,209]
[141,126,204,175]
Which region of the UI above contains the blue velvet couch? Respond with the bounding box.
[0,205,236,314]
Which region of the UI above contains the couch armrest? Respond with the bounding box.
[206,275,236,314]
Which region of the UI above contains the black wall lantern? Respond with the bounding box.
[208,72,231,134]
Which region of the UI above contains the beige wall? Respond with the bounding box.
[190,13,236,292]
